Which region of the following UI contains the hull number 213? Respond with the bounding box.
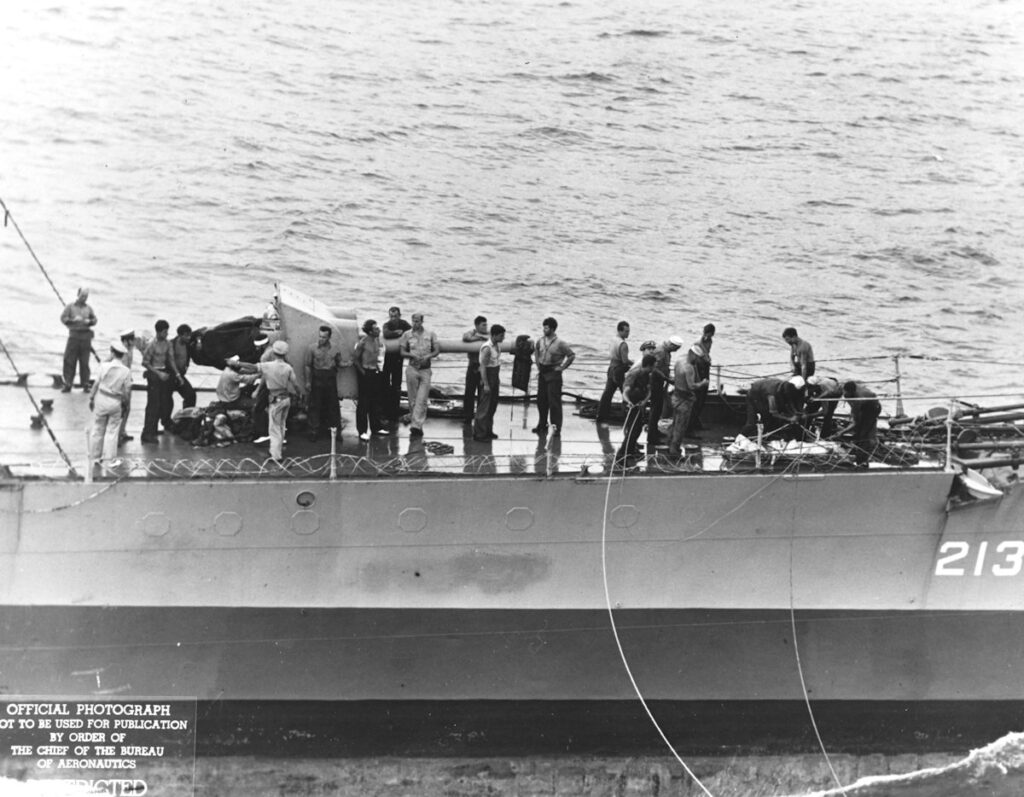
[935,541,1024,577]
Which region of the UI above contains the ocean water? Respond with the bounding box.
[1,1,1023,792]
[1,0,1022,412]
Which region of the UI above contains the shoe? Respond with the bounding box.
[140,435,158,444]
[359,432,371,441]
[253,436,270,444]
[410,428,424,437]
[61,386,72,393]
[373,429,390,436]
[489,432,498,439]
[531,425,547,435]
[472,435,490,442]
[119,434,134,443]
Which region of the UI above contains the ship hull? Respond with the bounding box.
[3,468,1023,717]
[2,605,1024,702]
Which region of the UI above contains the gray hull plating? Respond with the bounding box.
[3,469,1023,702]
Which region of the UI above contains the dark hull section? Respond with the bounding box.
[193,699,1024,757]
[3,606,1024,703]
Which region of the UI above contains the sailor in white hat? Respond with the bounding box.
[261,340,304,463]
[88,341,133,468]
[647,335,685,446]
[115,328,147,444]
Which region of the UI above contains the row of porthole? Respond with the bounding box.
[136,497,642,537]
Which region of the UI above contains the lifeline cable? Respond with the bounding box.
[599,407,715,797]
[0,337,79,478]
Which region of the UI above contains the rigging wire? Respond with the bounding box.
[0,337,79,478]
[1,197,67,306]
[1,196,100,365]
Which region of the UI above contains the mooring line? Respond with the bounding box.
[787,457,848,795]
[600,410,715,797]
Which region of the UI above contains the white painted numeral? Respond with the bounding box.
[935,541,969,576]
[993,541,1024,577]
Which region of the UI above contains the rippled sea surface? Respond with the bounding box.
[2,0,1023,409]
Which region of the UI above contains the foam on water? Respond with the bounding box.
[793,731,1024,797]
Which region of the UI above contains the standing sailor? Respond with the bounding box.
[839,381,882,465]
[667,345,709,460]
[473,324,506,442]
[687,323,715,434]
[782,327,815,379]
[117,328,146,444]
[171,324,196,412]
[305,325,343,441]
[399,312,440,438]
[462,315,489,425]
[532,317,575,437]
[140,320,182,444]
[88,341,132,469]
[262,341,304,464]
[60,287,97,392]
[647,336,683,447]
[381,306,411,424]
[596,320,632,423]
[353,319,387,441]
[616,354,656,463]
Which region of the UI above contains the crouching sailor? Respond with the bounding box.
[89,341,133,469]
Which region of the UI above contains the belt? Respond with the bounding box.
[270,394,290,403]
[99,388,122,398]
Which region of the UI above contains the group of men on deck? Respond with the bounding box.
[597,323,881,466]
[67,288,881,470]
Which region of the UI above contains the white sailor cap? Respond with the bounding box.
[788,375,806,390]
[109,340,126,355]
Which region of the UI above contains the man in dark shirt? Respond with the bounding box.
[140,319,182,443]
[462,315,489,424]
[171,324,196,412]
[532,316,575,437]
[647,335,683,446]
[782,327,815,379]
[741,377,804,439]
[305,325,343,441]
[687,323,715,434]
[596,320,632,423]
[381,306,411,423]
[616,354,656,463]
[839,381,882,465]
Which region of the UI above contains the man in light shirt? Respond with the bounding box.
[88,341,133,469]
[472,324,506,442]
[399,312,440,438]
